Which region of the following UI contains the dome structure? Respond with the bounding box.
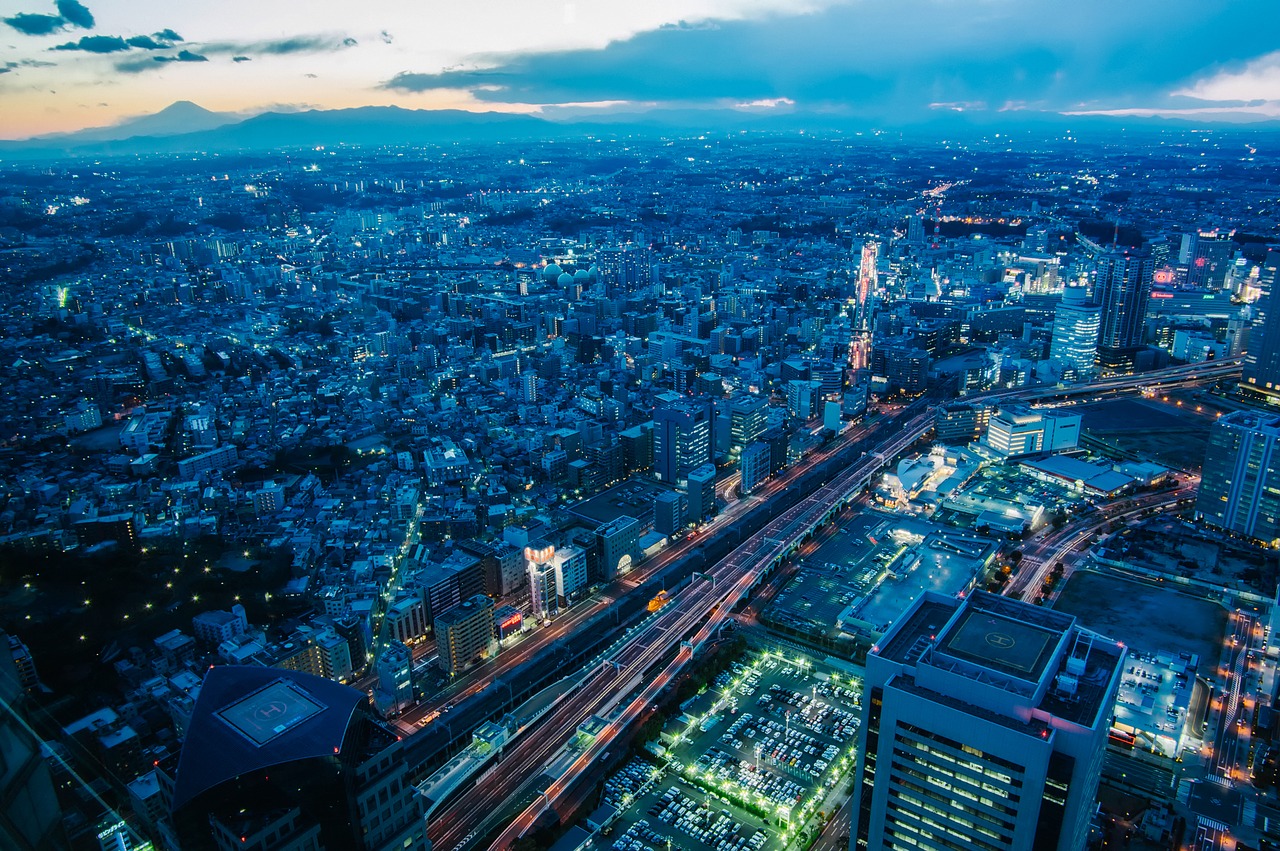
[540,263,563,283]
[557,272,575,287]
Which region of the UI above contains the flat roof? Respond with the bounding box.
[216,680,326,748]
[940,608,1059,682]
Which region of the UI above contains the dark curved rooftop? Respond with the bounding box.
[171,665,365,811]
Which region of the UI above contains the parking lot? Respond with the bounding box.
[594,649,862,851]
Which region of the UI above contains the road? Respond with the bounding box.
[394,402,917,728]
[1006,479,1199,603]
[426,410,938,851]
[424,365,1234,850]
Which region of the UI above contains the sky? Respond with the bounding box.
[2,0,1279,139]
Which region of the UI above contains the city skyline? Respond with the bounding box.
[2,0,1280,139]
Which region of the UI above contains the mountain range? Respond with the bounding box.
[2,101,1278,160]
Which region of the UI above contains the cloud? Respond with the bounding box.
[2,58,56,73]
[1174,50,1280,102]
[115,49,207,74]
[4,12,65,35]
[122,31,180,50]
[52,34,127,53]
[381,0,1280,121]
[380,30,393,44]
[126,35,166,50]
[3,0,93,35]
[304,73,318,78]
[158,50,206,64]
[54,0,93,30]
[203,34,359,57]
[232,55,251,63]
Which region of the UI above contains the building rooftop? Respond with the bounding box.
[171,665,365,811]
[937,605,1061,682]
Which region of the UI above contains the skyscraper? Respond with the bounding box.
[1048,286,1100,381]
[850,591,1123,851]
[653,399,712,483]
[1196,410,1280,546]
[1243,249,1280,397]
[1093,247,1153,374]
[435,594,495,677]
[598,245,652,296]
[0,630,65,851]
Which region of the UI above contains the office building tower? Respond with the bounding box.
[0,630,65,851]
[934,403,991,445]
[552,544,589,604]
[373,641,414,717]
[851,591,1123,851]
[1196,411,1280,546]
[528,559,559,621]
[653,399,712,483]
[740,441,772,495]
[1243,249,1280,397]
[653,490,687,536]
[1181,229,1233,289]
[729,396,767,452]
[435,595,495,677]
[1048,287,1100,381]
[786,379,820,421]
[596,516,640,579]
[685,463,718,523]
[1093,247,1153,374]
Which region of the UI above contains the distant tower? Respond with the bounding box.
[1093,246,1153,374]
[1243,249,1280,397]
[1049,286,1101,381]
[1196,411,1280,546]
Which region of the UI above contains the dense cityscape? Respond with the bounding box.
[0,121,1278,851]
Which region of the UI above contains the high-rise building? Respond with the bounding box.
[850,591,1123,851]
[1243,249,1280,397]
[1182,229,1233,289]
[1196,411,1280,546]
[1049,286,1100,381]
[373,641,414,717]
[934,403,991,445]
[528,559,558,621]
[1093,247,1153,373]
[596,516,640,579]
[739,441,772,495]
[552,544,589,604]
[685,463,718,522]
[435,594,495,677]
[728,396,767,452]
[653,490,687,536]
[598,245,652,295]
[0,630,65,851]
[653,399,712,483]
